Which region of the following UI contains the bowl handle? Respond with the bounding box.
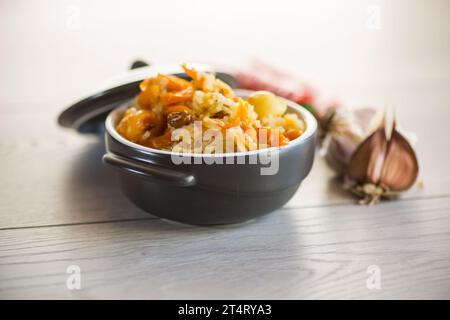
[103,153,196,187]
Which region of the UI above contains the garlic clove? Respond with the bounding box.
[348,124,387,185]
[379,122,419,191]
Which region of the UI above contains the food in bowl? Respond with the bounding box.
[116,65,306,153]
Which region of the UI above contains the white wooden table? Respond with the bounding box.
[1,0,449,299]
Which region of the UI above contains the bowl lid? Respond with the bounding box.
[57,62,237,134]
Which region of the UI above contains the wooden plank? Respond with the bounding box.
[0,117,153,229]
[0,197,449,299]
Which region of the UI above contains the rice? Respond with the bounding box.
[116,65,306,153]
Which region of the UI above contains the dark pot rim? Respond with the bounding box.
[105,89,318,159]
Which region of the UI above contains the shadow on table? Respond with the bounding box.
[326,175,356,202]
[62,138,153,222]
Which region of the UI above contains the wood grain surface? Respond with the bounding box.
[1,197,449,299]
[0,0,449,299]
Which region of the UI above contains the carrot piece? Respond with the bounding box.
[165,104,193,115]
[257,128,288,147]
[269,129,288,147]
[285,129,301,141]
[182,64,199,81]
[161,88,194,105]
[158,74,191,91]
[224,102,248,128]
[237,102,248,121]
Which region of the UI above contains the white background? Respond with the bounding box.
[1,0,449,108]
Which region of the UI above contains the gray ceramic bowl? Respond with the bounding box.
[103,90,317,225]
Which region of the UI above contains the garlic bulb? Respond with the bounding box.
[323,108,419,205]
[323,107,383,175]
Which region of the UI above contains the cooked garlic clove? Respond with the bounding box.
[379,123,419,191]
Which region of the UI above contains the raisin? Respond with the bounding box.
[167,111,193,128]
[211,111,226,119]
